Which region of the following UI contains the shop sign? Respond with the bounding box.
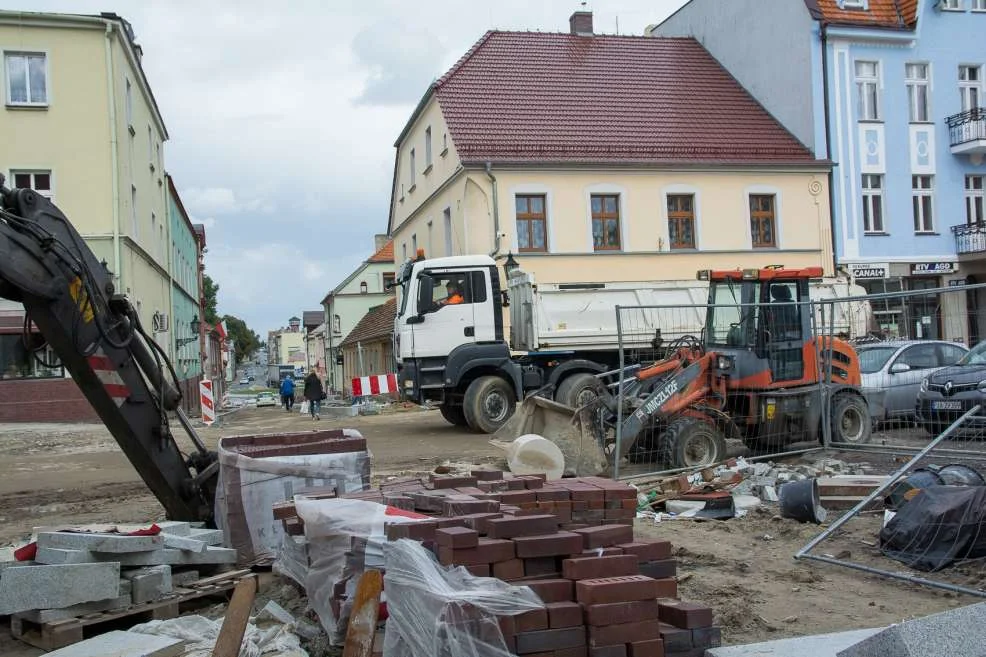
[848,263,888,279]
[911,262,956,275]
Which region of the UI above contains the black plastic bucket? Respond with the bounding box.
[779,478,827,524]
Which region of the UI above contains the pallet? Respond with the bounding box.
[10,569,252,651]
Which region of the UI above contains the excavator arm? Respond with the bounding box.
[0,176,218,524]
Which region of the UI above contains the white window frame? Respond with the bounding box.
[443,207,453,256]
[4,51,49,107]
[409,148,416,188]
[411,233,417,256]
[427,220,433,256]
[967,175,985,225]
[939,0,962,9]
[841,0,867,8]
[855,60,881,121]
[861,174,885,234]
[125,77,133,128]
[9,170,53,200]
[959,65,983,112]
[510,184,554,254]
[131,185,138,237]
[905,63,931,123]
[402,242,407,261]
[974,0,986,11]
[585,184,629,252]
[912,175,935,234]
[661,184,703,251]
[424,126,433,169]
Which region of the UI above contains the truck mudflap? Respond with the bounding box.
[494,395,608,477]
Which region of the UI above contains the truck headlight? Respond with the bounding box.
[920,378,929,392]
[717,355,733,371]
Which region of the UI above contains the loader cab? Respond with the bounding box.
[700,267,821,385]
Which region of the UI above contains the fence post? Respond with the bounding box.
[614,305,624,480]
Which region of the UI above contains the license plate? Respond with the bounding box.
[932,401,963,411]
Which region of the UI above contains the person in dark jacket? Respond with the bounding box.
[304,371,325,421]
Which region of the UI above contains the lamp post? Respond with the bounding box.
[503,251,519,278]
[176,315,201,347]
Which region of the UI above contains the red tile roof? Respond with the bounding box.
[807,0,918,29]
[432,32,816,166]
[340,298,396,348]
[367,240,394,264]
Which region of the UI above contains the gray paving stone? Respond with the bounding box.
[14,594,132,623]
[45,630,184,657]
[0,563,120,615]
[38,532,164,553]
[123,565,172,604]
[171,569,200,587]
[36,547,96,564]
[92,546,237,566]
[707,628,885,657]
[154,521,191,536]
[838,602,986,657]
[119,578,132,595]
[187,528,225,546]
[162,533,207,553]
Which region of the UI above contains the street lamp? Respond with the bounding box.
[176,315,201,347]
[503,252,520,278]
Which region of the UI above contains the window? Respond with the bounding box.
[11,171,52,199]
[443,207,453,256]
[419,271,488,314]
[855,61,881,120]
[749,194,777,248]
[409,149,416,187]
[151,213,157,251]
[332,315,341,335]
[425,127,433,168]
[940,344,967,364]
[383,272,396,289]
[442,133,448,154]
[156,143,161,171]
[862,174,885,233]
[125,78,133,127]
[842,0,866,7]
[412,233,417,255]
[912,175,934,233]
[590,194,621,250]
[402,243,407,261]
[0,334,62,379]
[898,344,939,370]
[131,185,138,237]
[940,0,961,9]
[967,175,985,224]
[960,65,982,111]
[147,126,153,166]
[975,0,986,10]
[516,195,547,252]
[905,63,930,122]
[4,52,47,105]
[427,220,434,256]
[667,194,695,250]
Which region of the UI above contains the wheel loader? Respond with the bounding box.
[496,266,880,475]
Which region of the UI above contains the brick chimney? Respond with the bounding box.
[569,10,593,36]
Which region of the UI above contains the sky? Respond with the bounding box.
[7,0,688,336]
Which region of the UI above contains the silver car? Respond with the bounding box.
[858,340,969,422]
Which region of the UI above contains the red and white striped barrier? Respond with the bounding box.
[86,349,131,407]
[200,380,216,425]
[352,373,398,397]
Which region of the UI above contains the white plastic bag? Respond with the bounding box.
[382,539,544,657]
[300,401,310,415]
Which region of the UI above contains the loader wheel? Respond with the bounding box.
[660,418,726,469]
[831,394,871,445]
[463,376,516,434]
[439,404,468,427]
[556,373,600,409]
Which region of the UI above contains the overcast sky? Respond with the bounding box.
[8,0,688,335]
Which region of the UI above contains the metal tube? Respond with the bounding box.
[800,554,986,598]
[614,306,625,481]
[175,406,208,455]
[831,442,986,458]
[823,300,834,448]
[621,446,825,483]
[796,405,981,559]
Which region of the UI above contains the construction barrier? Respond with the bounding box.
[351,373,398,397]
[199,379,216,425]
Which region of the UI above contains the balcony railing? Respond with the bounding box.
[952,222,986,254]
[947,108,986,149]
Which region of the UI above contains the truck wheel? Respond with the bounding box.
[831,394,871,444]
[439,404,468,427]
[555,373,600,409]
[463,376,516,434]
[659,418,726,468]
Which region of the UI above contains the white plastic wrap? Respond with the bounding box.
[382,539,545,657]
[294,498,431,644]
[130,613,308,657]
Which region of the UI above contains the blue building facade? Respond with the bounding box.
[654,0,986,343]
[166,176,203,396]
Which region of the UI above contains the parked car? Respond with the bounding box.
[256,392,277,408]
[858,340,968,423]
[916,340,986,434]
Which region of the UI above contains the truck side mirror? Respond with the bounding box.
[417,274,435,315]
[407,315,424,325]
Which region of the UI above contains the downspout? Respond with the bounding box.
[820,22,839,277]
[485,162,501,257]
[103,21,122,290]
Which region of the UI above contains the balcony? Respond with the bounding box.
[952,223,986,255]
[947,108,986,156]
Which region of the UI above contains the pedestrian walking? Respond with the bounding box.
[304,371,324,421]
[279,376,295,412]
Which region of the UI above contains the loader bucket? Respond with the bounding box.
[495,396,609,477]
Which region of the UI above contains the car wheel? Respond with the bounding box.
[831,394,872,445]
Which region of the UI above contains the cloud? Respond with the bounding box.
[351,21,447,106]
[183,187,273,216]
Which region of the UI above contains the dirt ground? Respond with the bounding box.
[0,405,982,654]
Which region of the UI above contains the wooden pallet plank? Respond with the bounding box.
[212,575,258,657]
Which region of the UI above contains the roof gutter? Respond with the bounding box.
[820,22,839,275]
[103,19,122,289]
[485,162,501,258]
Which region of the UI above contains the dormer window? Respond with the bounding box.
[841,0,867,8]
[939,0,961,9]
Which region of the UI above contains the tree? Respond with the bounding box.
[223,315,261,364]
[203,274,220,325]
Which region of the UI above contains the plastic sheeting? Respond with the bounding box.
[294,497,430,645]
[130,613,308,657]
[382,539,544,657]
[880,485,986,572]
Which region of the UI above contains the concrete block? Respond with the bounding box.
[44,630,184,657]
[838,602,986,657]
[154,521,192,536]
[119,578,132,595]
[123,565,172,604]
[708,628,885,657]
[187,528,225,546]
[94,546,237,567]
[15,594,132,623]
[36,547,97,565]
[38,532,164,553]
[162,533,207,553]
[759,486,779,502]
[171,569,199,587]
[0,563,120,615]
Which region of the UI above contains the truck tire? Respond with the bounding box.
[555,373,600,409]
[463,376,516,434]
[439,404,468,427]
[830,394,871,444]
[659,418,726,469]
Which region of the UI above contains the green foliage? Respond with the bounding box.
[203,274,220,325]
[223,314,261,363]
